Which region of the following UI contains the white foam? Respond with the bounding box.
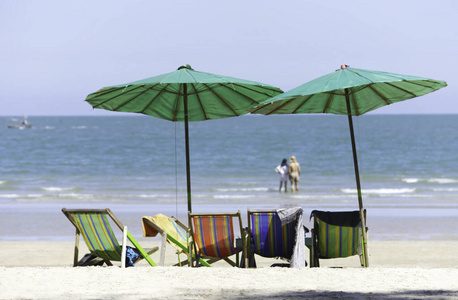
[42,187,75,192]
[1,194,20,198]
[342,188,415,194]
[214,195,253,199]
[428,178,458,184]
[56,193,81,198]
[216,188,269,192]
[137,194,172,198]
[432,188,458,192]
[402,178,420,183]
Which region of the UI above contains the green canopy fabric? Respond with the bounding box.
[85,65,283,213]
[251,65,447,267]
[86,65,283,122]
[251,66,447,116]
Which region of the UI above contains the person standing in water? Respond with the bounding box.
[275,158,289,192]
[288,156,301,192]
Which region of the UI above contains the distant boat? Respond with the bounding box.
[7,116,32,129]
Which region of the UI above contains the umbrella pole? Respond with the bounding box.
[183,84,192,213]
[345,89,369,267]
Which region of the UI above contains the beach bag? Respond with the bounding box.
[77,246,141,267]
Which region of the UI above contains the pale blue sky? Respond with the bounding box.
[1,0,456,116]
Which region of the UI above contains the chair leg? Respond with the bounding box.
[311,229,319,268]
[245,230,251,269]
[195,252,202,267]
[73,229,80,267]
[121,226,127,268]
[160,234,167,266]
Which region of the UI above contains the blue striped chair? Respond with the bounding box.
[62,208,158,267]
[246,209,304,267]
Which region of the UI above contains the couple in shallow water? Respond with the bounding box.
[275,156,300,193]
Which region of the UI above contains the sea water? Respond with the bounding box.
[1,115,458,241]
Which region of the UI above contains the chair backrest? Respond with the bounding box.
[171,218,188,243]
[189,212,242,258]
[142,214,188,251]
[311,210,362,259]
[248,210,296,258]
[63,209,123,262]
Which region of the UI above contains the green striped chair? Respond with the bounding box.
[310,210,367,267]
[246,209,299,267]
[188,211,246,267]
[62,208,158,267]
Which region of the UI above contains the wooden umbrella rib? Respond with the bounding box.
[384,82,417,97]
[216,83,257,105]
[139,84,171,115]
[402,79,443,90]
[322,93,335,114]
[212,82,281,114]
[257,97,298,115]
[172,84,182,122]
[90,85,144,108]
[89,87,122,99]
[201,83,238,116]
[350,92,361,116]
[112,86,154,111]
[191,83,209,120]
[368,85,391,105]
[291,94,314,114]
[229,82,282,99]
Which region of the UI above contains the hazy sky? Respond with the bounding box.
[1,0,456,116]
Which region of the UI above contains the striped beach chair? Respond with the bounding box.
[248,210,296,258]
[142,214,213,267]
[188,211,245,267]
[62,208,158,267]
[310,210,367,267]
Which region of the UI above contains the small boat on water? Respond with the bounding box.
[7,117,32,129]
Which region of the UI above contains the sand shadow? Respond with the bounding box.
[230,289,458,299]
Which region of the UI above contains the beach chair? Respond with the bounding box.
[310,210,367,268]
[142,214,213,267]
[188,211,246,267]
[62,208,158,267]
[246,208,308,268]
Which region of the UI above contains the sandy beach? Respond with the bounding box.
[1,240,458,299]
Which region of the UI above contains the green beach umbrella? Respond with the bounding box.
[251,65,447,267]
[85,64,283,213]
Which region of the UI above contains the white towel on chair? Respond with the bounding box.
[277,207,305,269]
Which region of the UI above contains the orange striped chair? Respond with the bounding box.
[188,211,246,267]
[62,208,158,267]
[310,210,367,267]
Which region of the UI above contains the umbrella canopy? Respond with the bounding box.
[252,65,447,116]
[251,65,447,267]
[85,65,283,212]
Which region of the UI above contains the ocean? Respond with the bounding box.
[1,115,458,241]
